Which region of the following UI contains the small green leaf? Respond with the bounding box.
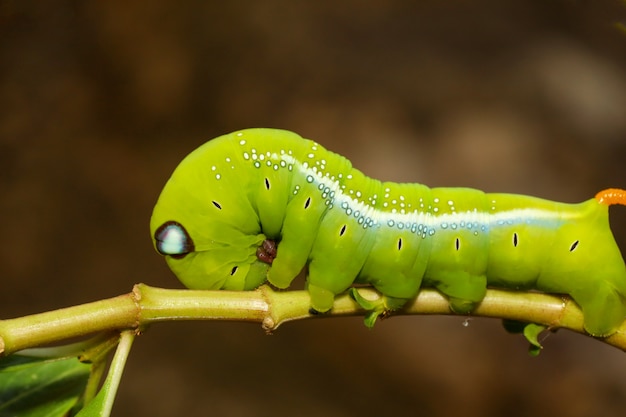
[523,323,547,356]
[349,289,407,328]
[502,320,547,356]
[349,288,379,311]
[0,354,91,417]
[76,331,135,417]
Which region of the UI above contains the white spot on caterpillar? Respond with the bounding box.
[243,152,250,160]
[215,174,221,180]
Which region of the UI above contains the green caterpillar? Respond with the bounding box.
[150,128,626,337]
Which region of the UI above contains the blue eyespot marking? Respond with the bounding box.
[154,221,194,258]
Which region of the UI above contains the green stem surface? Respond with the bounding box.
[0,284,624,355]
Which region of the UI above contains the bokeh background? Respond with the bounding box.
[2,1,626,416]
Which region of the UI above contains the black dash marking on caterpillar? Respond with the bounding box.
[455,237,460,251]
[304,197,311,209]
[398,238,403,250]
[230,266,238,275]
[264,177,270,190]
[212,201,222,209]
[340,224,347,236]
[513,232,519,247]
[570,240,580,252]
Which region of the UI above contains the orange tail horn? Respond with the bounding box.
[595,188,626,206]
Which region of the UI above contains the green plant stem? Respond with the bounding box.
[0,284,624,356]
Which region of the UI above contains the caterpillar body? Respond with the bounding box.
[150,128,626,337]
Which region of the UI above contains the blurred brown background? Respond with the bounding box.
[2,1,626,416]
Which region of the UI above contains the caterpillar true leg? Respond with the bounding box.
[256,239,277,264]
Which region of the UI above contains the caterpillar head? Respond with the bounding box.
[151,218,268,291]
[149,134,269,291]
